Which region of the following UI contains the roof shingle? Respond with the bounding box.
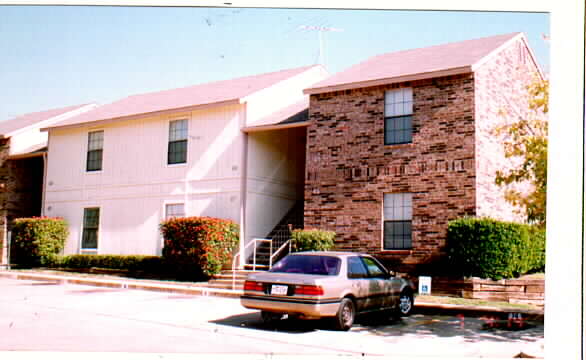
[305,33,523,94]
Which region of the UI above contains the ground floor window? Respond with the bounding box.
[165,203,185,219]
[81,207,100,253]
[383,193,412,250]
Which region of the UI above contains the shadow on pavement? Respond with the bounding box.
[352,313,544,345]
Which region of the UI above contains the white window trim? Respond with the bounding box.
[79,206,101,254]
[166,117,190,168]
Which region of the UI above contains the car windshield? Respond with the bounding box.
[269,255,341,276]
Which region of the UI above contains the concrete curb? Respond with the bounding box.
[0,270,544,319]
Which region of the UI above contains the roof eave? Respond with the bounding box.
[242,121,310,133]
[41,99,241,132]
[303,66,473,95]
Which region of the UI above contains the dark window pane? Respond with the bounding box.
[86,149,102,171]
[385,115,413,145]
[383,220,412,250]
[269,255,341,276]
[82,208,100,250]
[168,140,187,164]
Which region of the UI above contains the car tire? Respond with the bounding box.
[261,311,283,323]
[333,298,355,331]
[396,290,414,317]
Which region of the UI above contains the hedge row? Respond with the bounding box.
[10,217,69,268]
[446,217,545,280]
[48,254,163,273]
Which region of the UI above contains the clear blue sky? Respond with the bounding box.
[0,6,549,121]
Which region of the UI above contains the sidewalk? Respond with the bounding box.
[0,269,544,320]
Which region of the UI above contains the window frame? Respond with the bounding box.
[86,130,104,172]
[165,202,186,220]
[384,88,413,145]
[167,119,188,165]
[80,207,100,254]
[382,193,413,251]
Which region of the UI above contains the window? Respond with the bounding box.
[384,88,413,145]
[383,193,412,250]
[86,131,104,171]
[165,203,185,219]
[347,256,368,279]
[361,256,388,278]
[168,119,188,165]
[81,208,100,252]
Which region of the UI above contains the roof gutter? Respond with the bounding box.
[303,66,472,95]
[41,99,241,132]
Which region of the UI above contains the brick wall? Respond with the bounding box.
[474,37,542,221]
[0,138,44,264]
[305,74,478,270]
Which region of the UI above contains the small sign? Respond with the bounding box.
[419,276,431,295]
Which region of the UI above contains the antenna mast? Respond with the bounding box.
[299,25,343,69]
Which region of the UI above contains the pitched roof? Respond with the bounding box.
[305,33,526,95]
[46,65,321,130]
[0,104,93,137]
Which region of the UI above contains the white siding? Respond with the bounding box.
[245,128,305,244]
[45,104,245,255]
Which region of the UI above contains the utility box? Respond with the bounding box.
[418,276,431,295]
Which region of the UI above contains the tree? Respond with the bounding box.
[494,77,548,226]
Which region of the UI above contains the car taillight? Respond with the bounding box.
[294,285,324,296]
[244,280,264,292]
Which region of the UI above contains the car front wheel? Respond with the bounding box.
[333,298,355,331]
[396,291,414,317]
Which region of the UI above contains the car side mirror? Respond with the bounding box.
[388,271,396,278]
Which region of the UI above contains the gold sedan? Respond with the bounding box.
[240,251,415,331]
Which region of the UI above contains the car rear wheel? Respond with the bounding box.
[396,291,414,317]
[333,298,355,331]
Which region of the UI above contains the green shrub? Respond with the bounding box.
[291,229,336,252]
[446,217,546,280]
[10,217,69,268]
[49,254,163,274]
[160,216,239,279]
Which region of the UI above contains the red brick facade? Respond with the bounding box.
[304,37,542,271]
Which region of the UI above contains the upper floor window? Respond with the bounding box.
[86,130,104,172]
[168,119,188,165]
[384,88,413,145]
[383,193,412,250]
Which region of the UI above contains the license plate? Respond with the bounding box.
[271,285,288,295]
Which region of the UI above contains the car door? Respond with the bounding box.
[346,256,370,311]
[360,256,393,310]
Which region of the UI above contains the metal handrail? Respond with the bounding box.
[231,238,271,289]
[269,239,291,268]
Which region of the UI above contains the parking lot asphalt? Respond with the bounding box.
[0,269,544,320]
[0,276,544,358]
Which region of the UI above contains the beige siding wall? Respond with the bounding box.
[245,65,328,127]
[245,128,305,246]
[45,104,244,255]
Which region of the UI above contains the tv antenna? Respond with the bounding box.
[299,25,343,69]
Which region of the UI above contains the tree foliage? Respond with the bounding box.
[495,78,548,226]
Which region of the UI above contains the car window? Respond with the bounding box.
[361,256,388,278]
[347,256,368,279]
[269,255,341,276]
